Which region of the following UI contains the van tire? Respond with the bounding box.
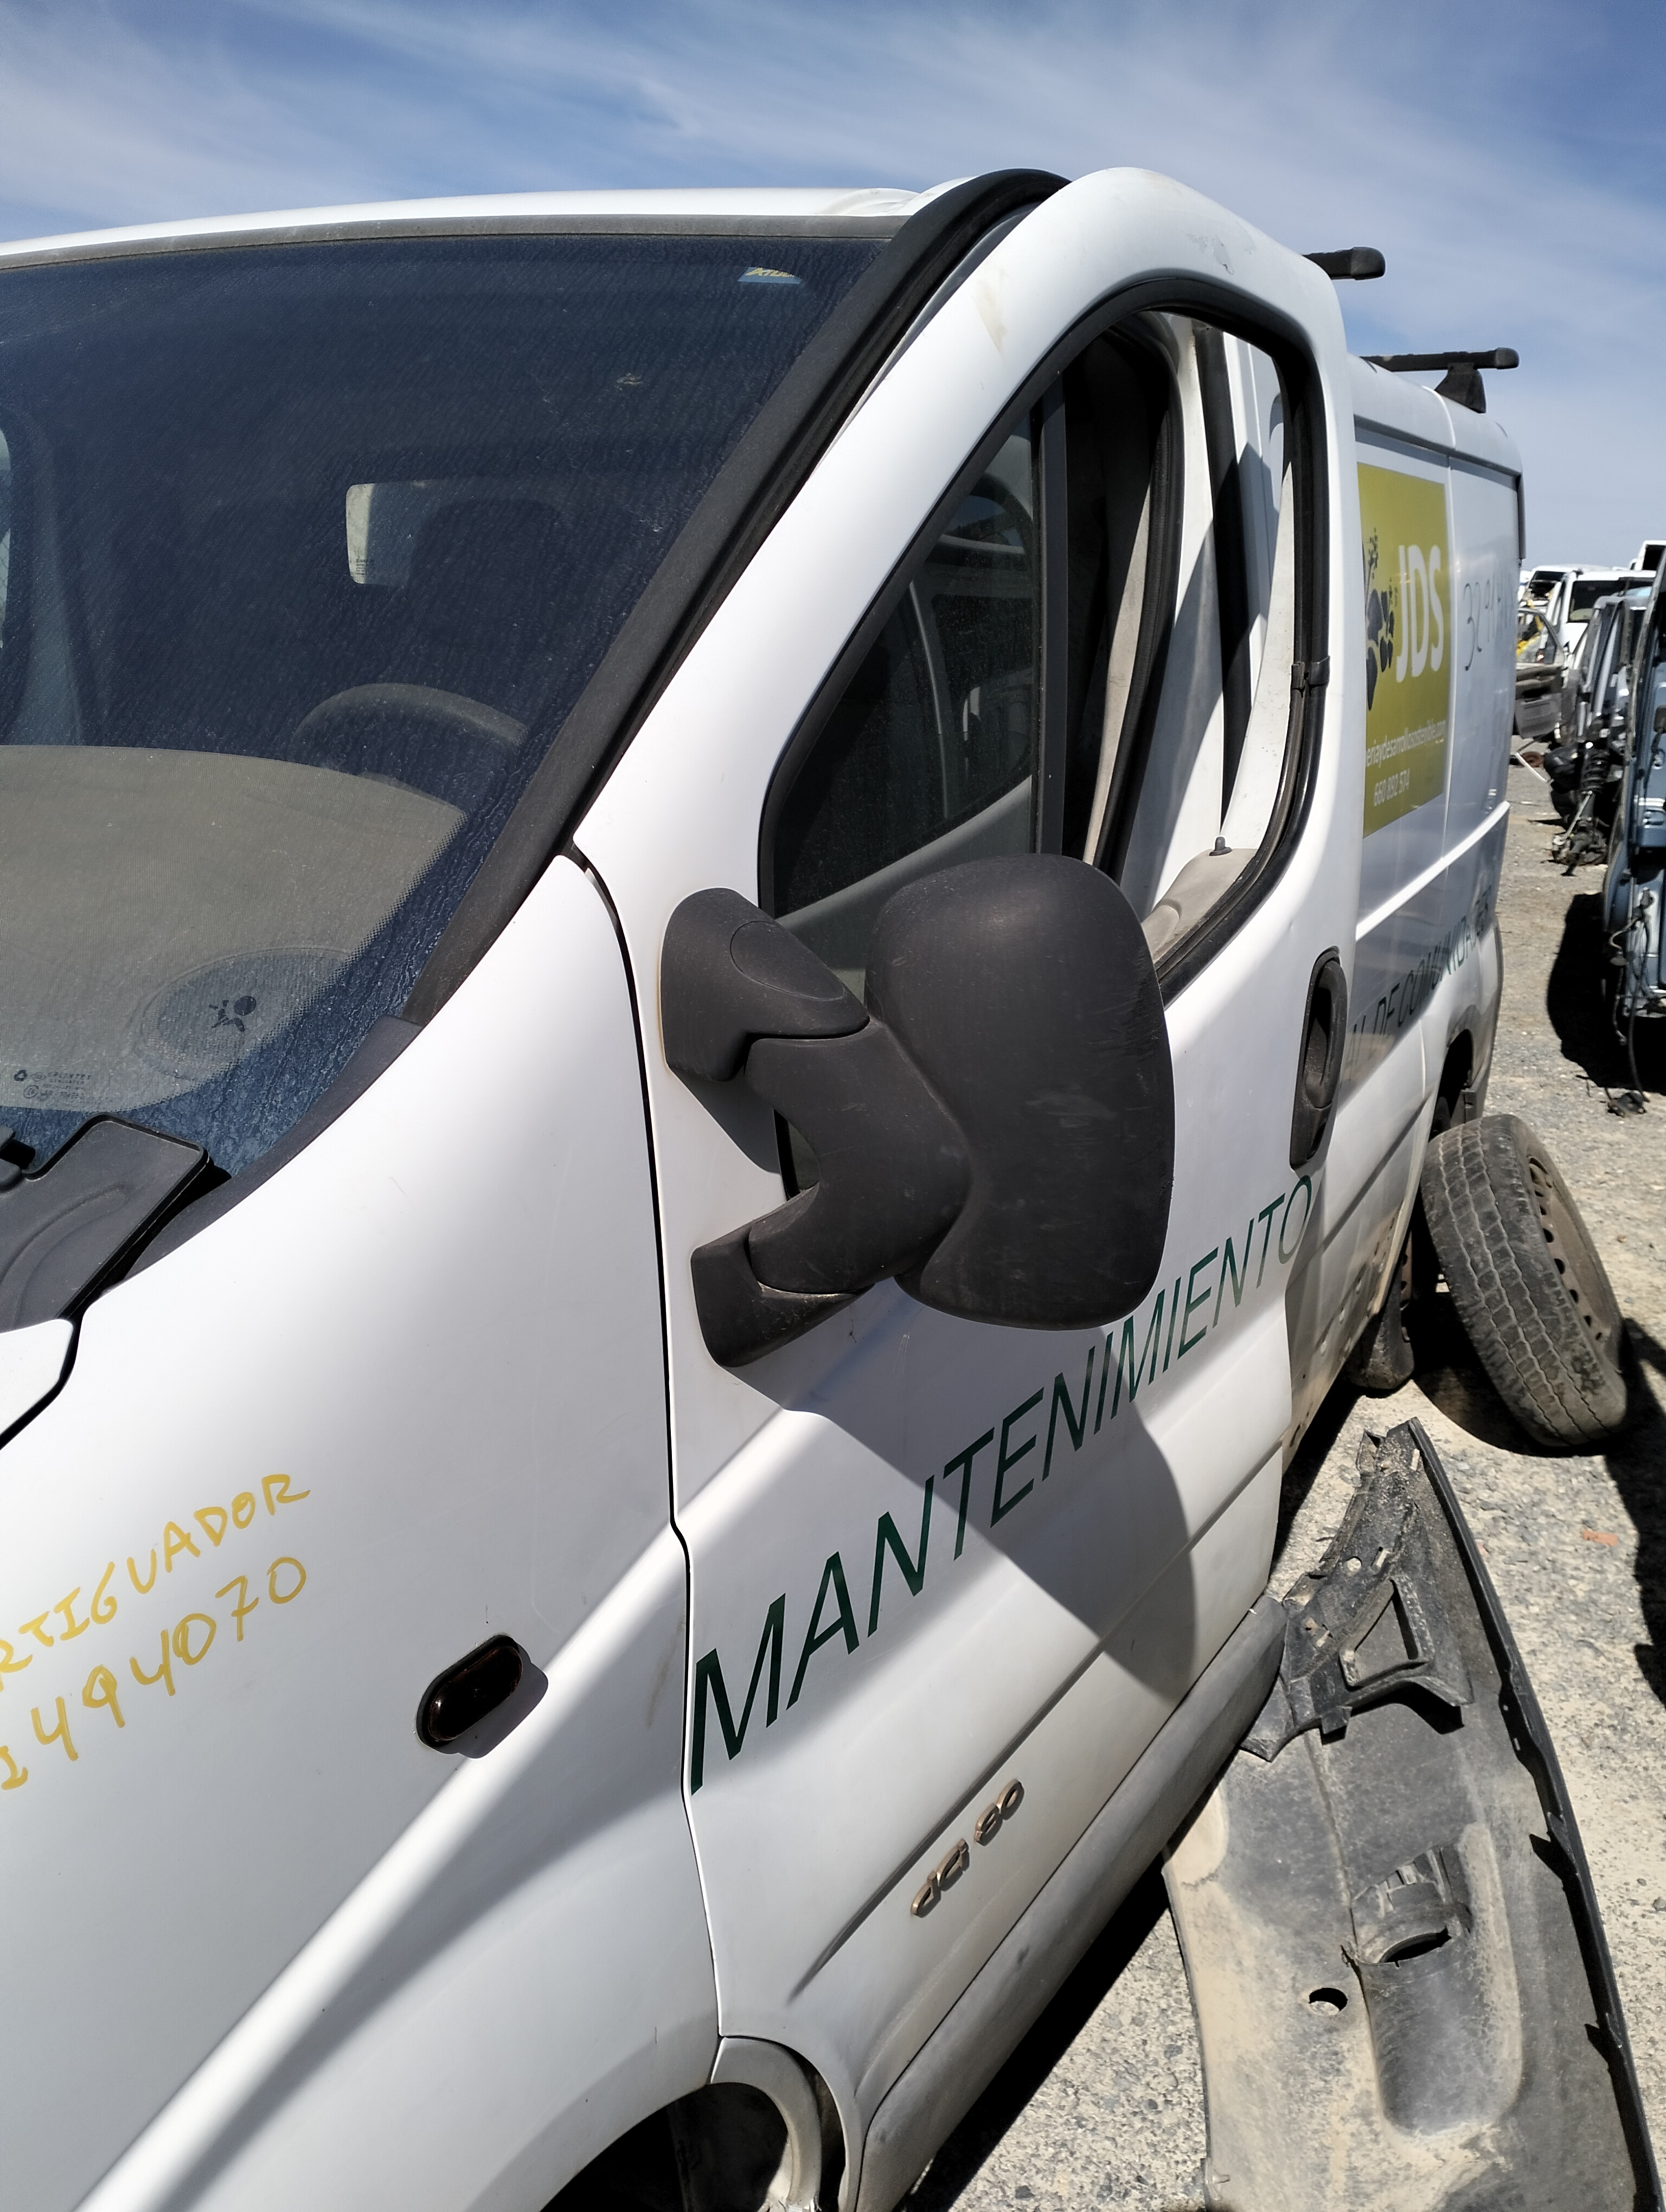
[1420,1115,1628,1449]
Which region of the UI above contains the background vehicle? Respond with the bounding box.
[1515,597,1566,741]
[1546,584,1651,860]
[1607,560,1666,1035]
[0,172,1650,2212]
[1543,563,1633,652]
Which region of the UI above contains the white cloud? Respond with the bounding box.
[0,0,1660,554]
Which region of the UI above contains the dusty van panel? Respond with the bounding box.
[1287,363,1517,1441]
[0,172,1646,2212]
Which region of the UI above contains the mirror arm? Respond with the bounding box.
[663,891,968,1366]
[661,889,865,1081]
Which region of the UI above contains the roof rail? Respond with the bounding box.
[1361,347,1518,415]
[1305,247,1385,280]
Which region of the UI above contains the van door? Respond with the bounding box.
[580,177,1360,2177]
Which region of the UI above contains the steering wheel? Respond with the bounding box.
[290,684,526,813]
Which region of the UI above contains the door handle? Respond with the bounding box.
[416,1635,546,1754]
[1290,950,1347,1168]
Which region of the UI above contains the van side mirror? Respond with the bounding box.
[662,856,1175,1366]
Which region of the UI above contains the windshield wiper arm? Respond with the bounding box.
[0,1119,209,1334]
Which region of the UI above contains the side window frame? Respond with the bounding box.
[758,276,1331,1004]
[758,395,1050,921]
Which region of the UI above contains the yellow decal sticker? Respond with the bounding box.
[1360,462,1452,834]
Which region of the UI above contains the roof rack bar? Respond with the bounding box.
[1363,348,1518,371]
[1305,247,1385,280]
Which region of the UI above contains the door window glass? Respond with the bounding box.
[764,312,1302,1014]
[767,425,1040,993]
[1063,316,1295,956]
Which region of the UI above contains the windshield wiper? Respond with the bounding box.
[0,1119,210,1334]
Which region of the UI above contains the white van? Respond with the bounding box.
[0,172,1650,2212]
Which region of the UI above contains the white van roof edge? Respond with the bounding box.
[1345,352,1521,474]
[0,184,954,270]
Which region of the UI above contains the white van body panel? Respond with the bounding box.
[580,169,1365,2194]
[1285,362,1518,1438]
[580,167,1356,1515]
[0,170,1521,2212]
[0,859,706,2211]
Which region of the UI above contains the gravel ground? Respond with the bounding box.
[907,759,1666,2212]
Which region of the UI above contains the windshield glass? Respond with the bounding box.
[0,233,882,1173]
[1567,576,1624,622]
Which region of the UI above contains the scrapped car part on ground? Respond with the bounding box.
[1168,1420,1660,2212]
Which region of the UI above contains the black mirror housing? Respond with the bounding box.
[663,856,1174,1365]
[872,857,1173,1329]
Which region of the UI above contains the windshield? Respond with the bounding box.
[1567,576,1624,622]
[0,233,882,1173]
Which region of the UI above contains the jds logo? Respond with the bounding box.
[1359,463,1453,835]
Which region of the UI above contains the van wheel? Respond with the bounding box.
[1420,1115,1628,1449]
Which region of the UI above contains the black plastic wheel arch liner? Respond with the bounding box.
[1166,1420,1660,2212]
[402,169,1065,1025]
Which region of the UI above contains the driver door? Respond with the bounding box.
[578,177,1356,2187]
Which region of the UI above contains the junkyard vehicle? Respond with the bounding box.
[1515,598,1566,742]
[1545,564,1635,652]
[1554,590,1624,754]
[0,173,1653,2212]
[1607,558,1666,1036]
[1546,584,1651,861]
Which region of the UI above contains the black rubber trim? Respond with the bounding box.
[1197,323,1253,801]
[1149,284,1329,1002]
[1407,1418,1663,2209]
[0,210,919,273]
[402,170,1065,1025]
[1094,355,1186,884]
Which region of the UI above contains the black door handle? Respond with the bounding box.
[1290,950,1348,1169]
[416,1635,546,1754]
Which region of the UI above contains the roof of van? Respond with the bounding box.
[1347,353,1521,482]
[0,188,946,269]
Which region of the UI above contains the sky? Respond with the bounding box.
[1,0,1661,561]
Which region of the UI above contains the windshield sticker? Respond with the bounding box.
[1360,463,1453,835]
[0,1476,310,1795]
[689,1176,1312,1793]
